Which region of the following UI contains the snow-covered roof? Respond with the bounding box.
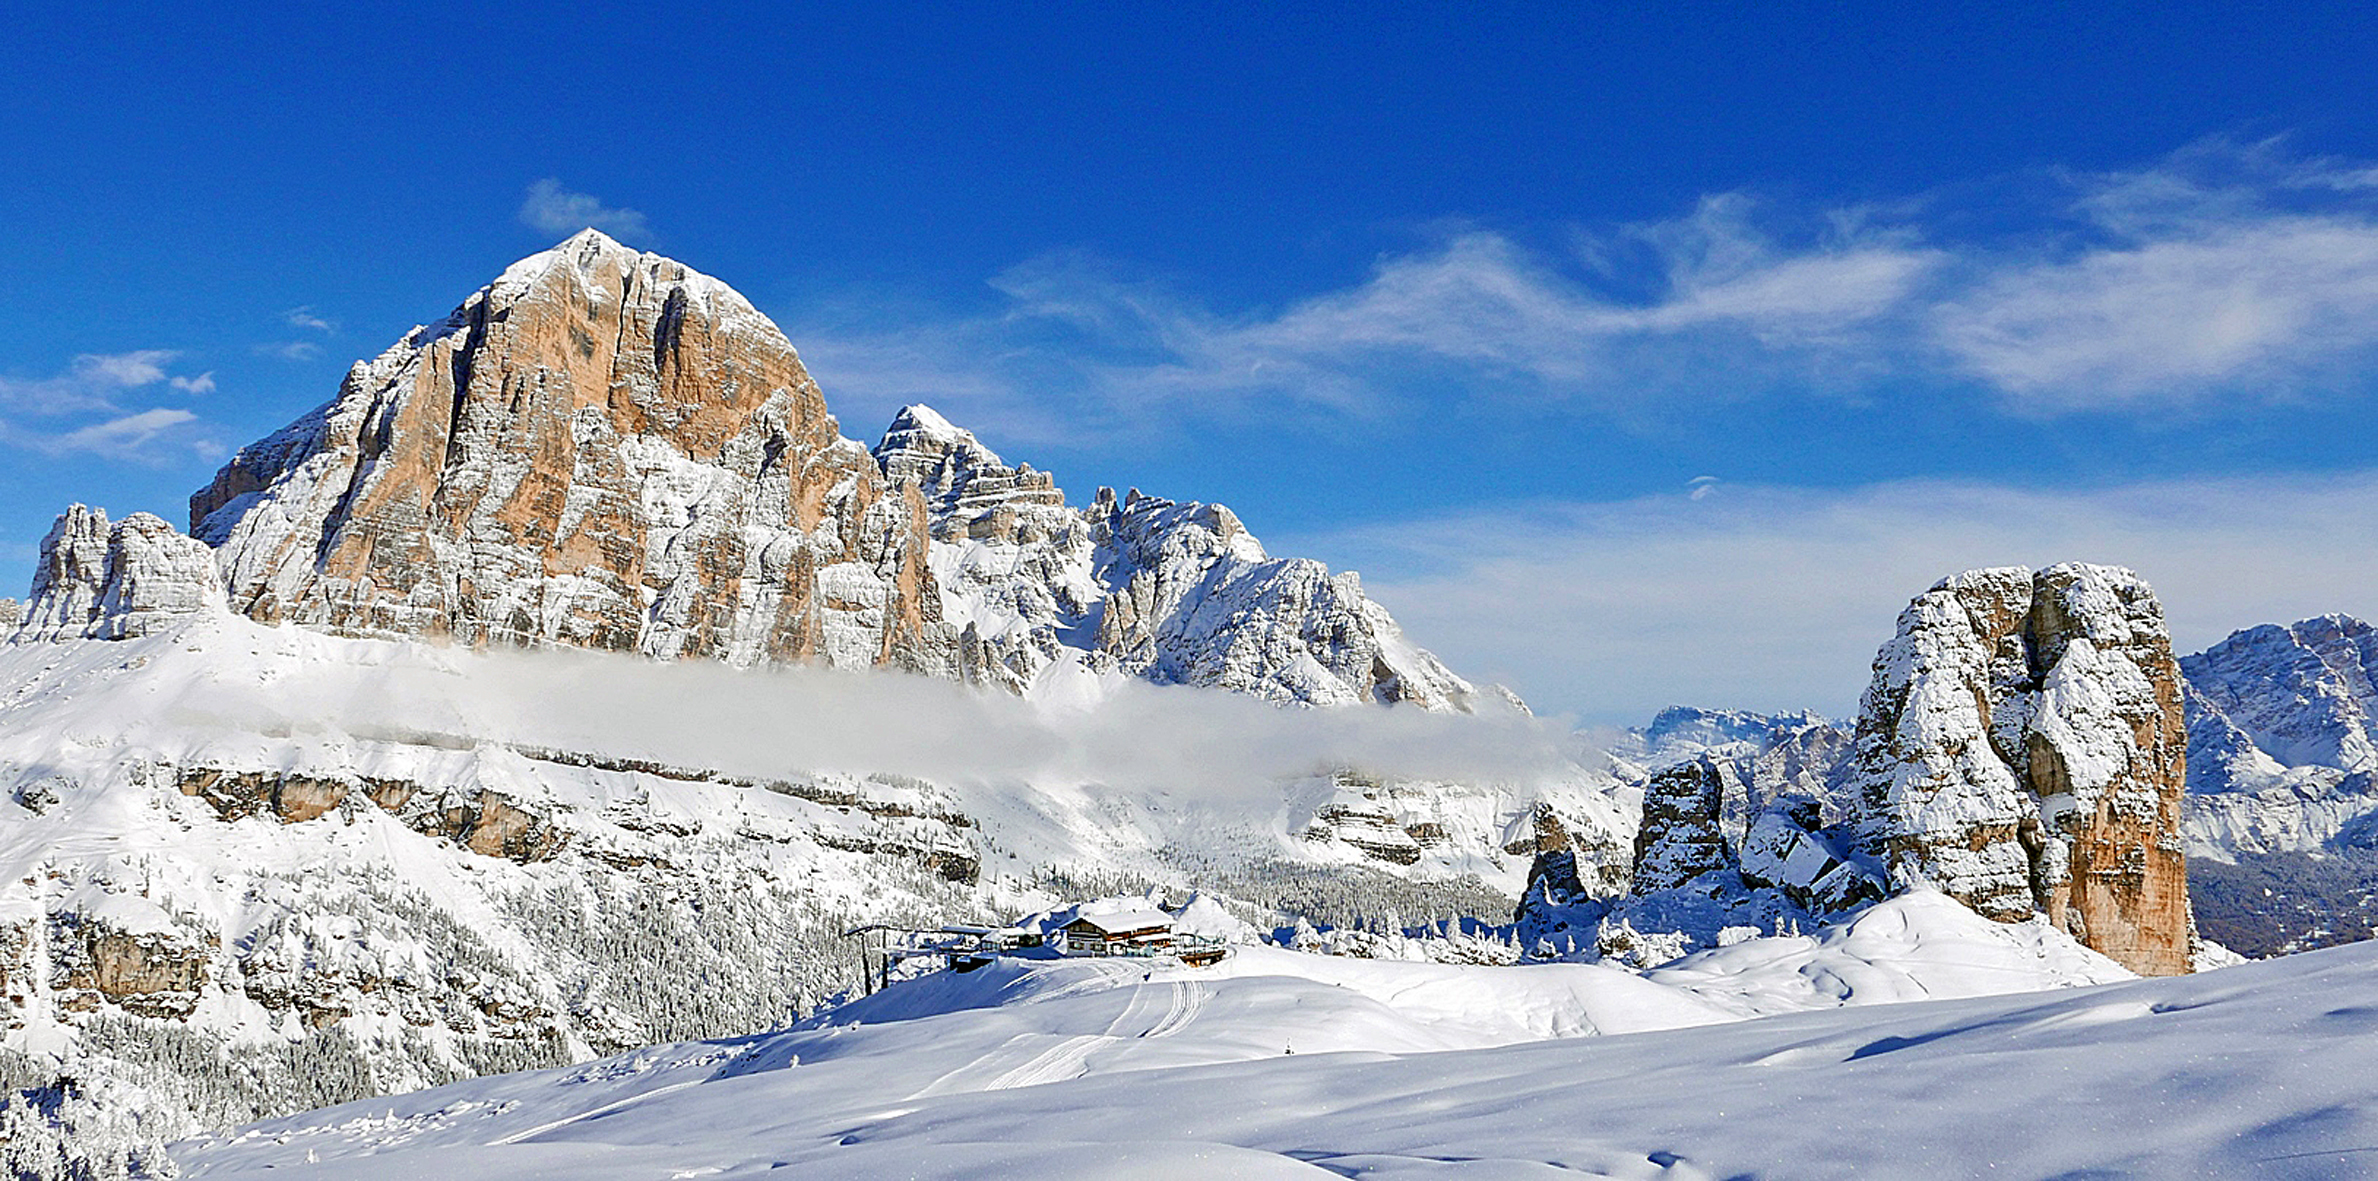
[1062,909,1173,936]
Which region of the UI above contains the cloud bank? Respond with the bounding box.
[1301,472,2378,725]
[179,646,1578,800]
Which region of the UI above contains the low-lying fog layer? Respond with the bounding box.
[150,625,1587,797]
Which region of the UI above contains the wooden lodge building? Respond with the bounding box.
[1057,909,1226,966]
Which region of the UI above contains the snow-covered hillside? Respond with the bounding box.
[175,892,2365,1180]
[0,610,1630,1171]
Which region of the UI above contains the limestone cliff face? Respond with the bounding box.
[189,230,946,672]
[1845,563,2191,975]
[17,506,227,641]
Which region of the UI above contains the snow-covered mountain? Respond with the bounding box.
[165,229,1477,714]
[2178,614,2378,856]
[2163,614,2378,955]
[2186,615,2378,784]
[3,228,2370,1177]
[870,403,1483,710]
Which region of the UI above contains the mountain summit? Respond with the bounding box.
[185,229,944,669]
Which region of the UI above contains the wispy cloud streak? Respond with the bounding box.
[792,140,2378,440]
[519,178,653,244]
[0,350,220,462]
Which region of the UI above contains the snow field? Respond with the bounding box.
[177,888,2182,1178]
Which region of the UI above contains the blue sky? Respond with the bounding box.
[6,3,2376,722]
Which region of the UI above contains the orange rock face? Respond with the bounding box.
[191,230,948,672]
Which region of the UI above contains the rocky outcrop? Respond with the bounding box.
[52,911,213,1020]
[16,506,227,641]
[1301,772,1427,866]
[177,767,571,863]
[1503,802,1634,897]
[1630,757,1740,892]
[189,230,947,673]
[1844,564,2190,976]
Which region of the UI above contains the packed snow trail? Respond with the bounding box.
[910,961,1206,1096]
[1142,979,1205,1039]
[982,1034,1105,1090]
[484,1079,703,1146]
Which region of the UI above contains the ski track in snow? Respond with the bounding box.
[1142,979,1205,1039]
[910,964,1205,1098]
[984,1034,1106,1091]
[484,1079,704,1146]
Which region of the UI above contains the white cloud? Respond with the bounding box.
[282,306,336,333]
[519,178,652,244]
[1932,218,2378,409]
[0,350,206,415]
[255,341,323,362]
[1293,473,2378,726]
[791,141,2378,438]
[796,213,1934,443]
[184,646,1576,801]
[69,350,177,389]
[0,350,220,462]
[9,408,202,462]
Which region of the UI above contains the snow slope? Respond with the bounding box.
[173,892,2170,1179]
[0,609,1629,1165]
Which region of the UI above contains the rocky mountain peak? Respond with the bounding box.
[18,237,1486,716]
[874,403,1067,544]
[2183,614,2378,778]
[180,234,946,671]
